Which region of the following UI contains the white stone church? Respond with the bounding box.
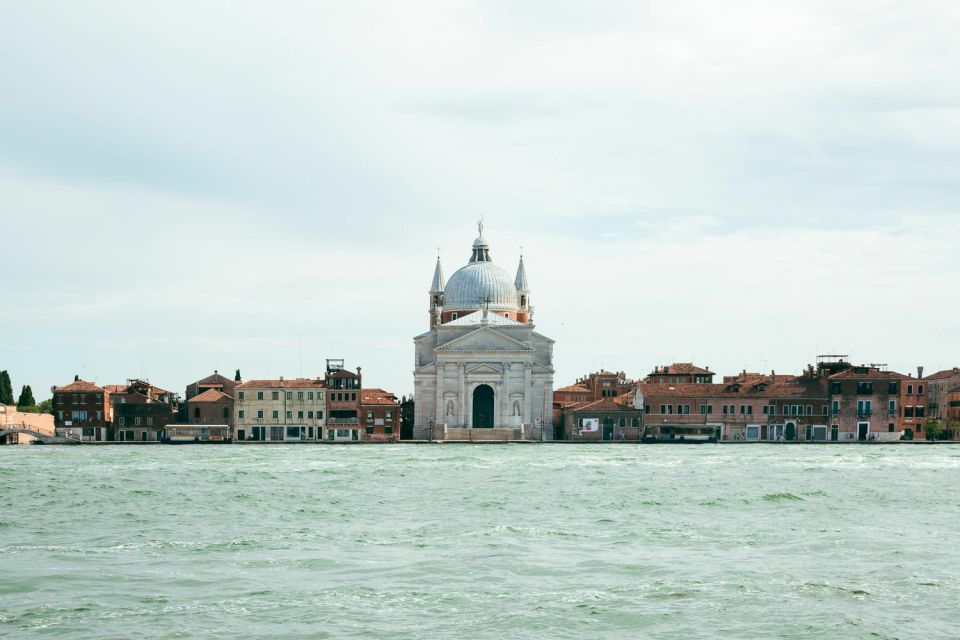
[413,225,555,440]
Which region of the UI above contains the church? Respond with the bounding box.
[413,224,555,440]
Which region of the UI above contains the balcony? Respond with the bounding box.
[327,417,359,425]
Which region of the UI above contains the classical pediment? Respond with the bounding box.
[465,363,504,374]
[414,361,438,374]
[435,327,534,353]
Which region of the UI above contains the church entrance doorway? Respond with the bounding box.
[473,385,495,428]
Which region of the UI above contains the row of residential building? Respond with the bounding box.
[51,360,401,443]
[553,357,960,443]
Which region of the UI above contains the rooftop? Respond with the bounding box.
[189,389,233,403]
[55,380,105,393]
[236,378,326,389]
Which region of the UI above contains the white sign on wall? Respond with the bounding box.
[581,418,599,432]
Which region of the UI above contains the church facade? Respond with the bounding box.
[413,225,555,440]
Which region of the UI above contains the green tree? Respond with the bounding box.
[235,369,242,381]
[924,416,942,441]
[0,371,13,405]
[17,385,36,409]
[36,398,54,414]
[74,374,80,382]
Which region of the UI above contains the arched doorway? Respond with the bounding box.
[785,422,796,441]
[473,385,495,428]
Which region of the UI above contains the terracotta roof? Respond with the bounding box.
[566,398,640,413]
[648,363,714,376]
[55,380,105,393]
[638,378,828,400]
[189,389,233,403]
[555,384,591,394]
[236,379,325,389]
[104,382,171,396]
[360,388,399,405]
[829,368,909,380]
[195,372,234,385]
[925,368,960,380]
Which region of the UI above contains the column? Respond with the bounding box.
[523,362,532,424]
[435,363,444,426]
[458,363,466,426]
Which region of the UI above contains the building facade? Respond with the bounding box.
[107,379,177,442]
[360,388,400,441]
[185,370,239,401]
[234,378,326,442]
[637,369,830,442]
[186,389,234,429]
[413,225,554,440]
[53,379,111,442]
[826,365,913,441]
[559,399,644,441]
[325,362,362,441]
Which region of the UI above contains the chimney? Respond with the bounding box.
[917,366,924,379]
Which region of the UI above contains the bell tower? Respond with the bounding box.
[515,253,532,324]
[429,254,445,329]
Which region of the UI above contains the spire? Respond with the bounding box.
[515,254,529,292]
[430,255,445,293]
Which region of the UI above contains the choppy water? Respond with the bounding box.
[1,445,959,639]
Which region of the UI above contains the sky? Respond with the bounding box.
[2,0,959,401]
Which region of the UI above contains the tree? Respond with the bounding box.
[924,416,942,441]
[36,398,54,414]
[0,371,13,405]
[235,369,242,381]
[17,385,36,409]
[74,374,80,382]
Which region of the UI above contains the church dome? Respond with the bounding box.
[444,261,519,311]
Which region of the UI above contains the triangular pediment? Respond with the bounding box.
[435,327,534,353]
[465,363,504,374]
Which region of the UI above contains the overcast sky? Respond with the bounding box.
[2,1,959,400]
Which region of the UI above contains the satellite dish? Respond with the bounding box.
[50,386,57,394]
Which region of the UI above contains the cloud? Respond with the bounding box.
[1,1,958,399]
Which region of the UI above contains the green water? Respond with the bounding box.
[1,445,958,639]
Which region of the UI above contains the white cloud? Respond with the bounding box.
[1,1,958,398]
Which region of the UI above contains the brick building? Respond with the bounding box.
[644,363,715,385]
[558,398,644,441]
[234,378,326,442]
[637,368,830,442]
[53,379,111,442]
[185,370,239,401]
[325,360,362,441]
[187,389,234,429]
[924,367,960,436]
[826,364,914,441]
[360,388,400,441]
[946,385,960,438]
[107,379,177,442]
